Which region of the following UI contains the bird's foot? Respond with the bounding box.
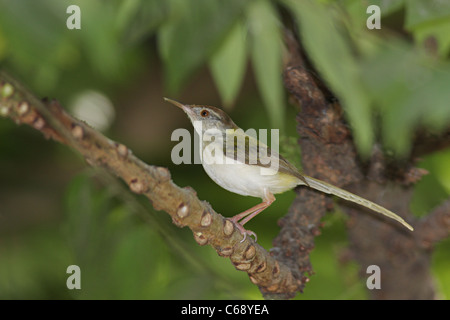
[229,218,257,243]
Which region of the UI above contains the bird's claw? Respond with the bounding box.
[228,218,257,243]
[240,230,257,243]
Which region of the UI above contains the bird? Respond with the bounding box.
[165,98,414,241]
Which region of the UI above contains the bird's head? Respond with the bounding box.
[165,98,238,135]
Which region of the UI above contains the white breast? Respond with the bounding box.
[201,144,298,199]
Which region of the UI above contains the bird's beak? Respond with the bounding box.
[164,97,194,116]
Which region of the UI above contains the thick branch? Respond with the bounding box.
[412,129,450,158]
[271,31,361,295]
[416,200,450,248]
[280,29,450,299]
[0,71,304,297]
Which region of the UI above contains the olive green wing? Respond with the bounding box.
[223,131,308,185]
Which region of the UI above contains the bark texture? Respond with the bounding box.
[275,31,450,299]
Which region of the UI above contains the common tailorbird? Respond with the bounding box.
[165,98,413,242]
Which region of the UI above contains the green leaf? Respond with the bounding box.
[361,41,450,157]
[116,0,168,45]
[405,0,450,29]
[413,20,450,58]
[370,0,405,16]
[209,19,247,109]
[405,0,450,57]
[247,0,285,130]
[283,0,374,157]
[0,0,68,91]
[341,0,405,27]
[158,0,248,94]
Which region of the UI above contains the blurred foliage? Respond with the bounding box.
[1,0,449,155]
[285,0,450,157]
[0,0,449,299]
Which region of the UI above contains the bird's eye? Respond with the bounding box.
[200,109,209,117]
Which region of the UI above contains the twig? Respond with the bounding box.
[0,70,304,297]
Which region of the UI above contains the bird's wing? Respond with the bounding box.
[222,131,309,185]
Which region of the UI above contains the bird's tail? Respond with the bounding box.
[303,175,413,231]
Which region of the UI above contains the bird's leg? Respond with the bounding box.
[229,190,276,242]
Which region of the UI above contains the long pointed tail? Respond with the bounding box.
[303,175,414,231]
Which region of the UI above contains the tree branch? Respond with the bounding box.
[416,200,450,248]
[0,71,304,298]
[280,29,450,299]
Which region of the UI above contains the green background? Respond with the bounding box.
[0,0,449,299]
